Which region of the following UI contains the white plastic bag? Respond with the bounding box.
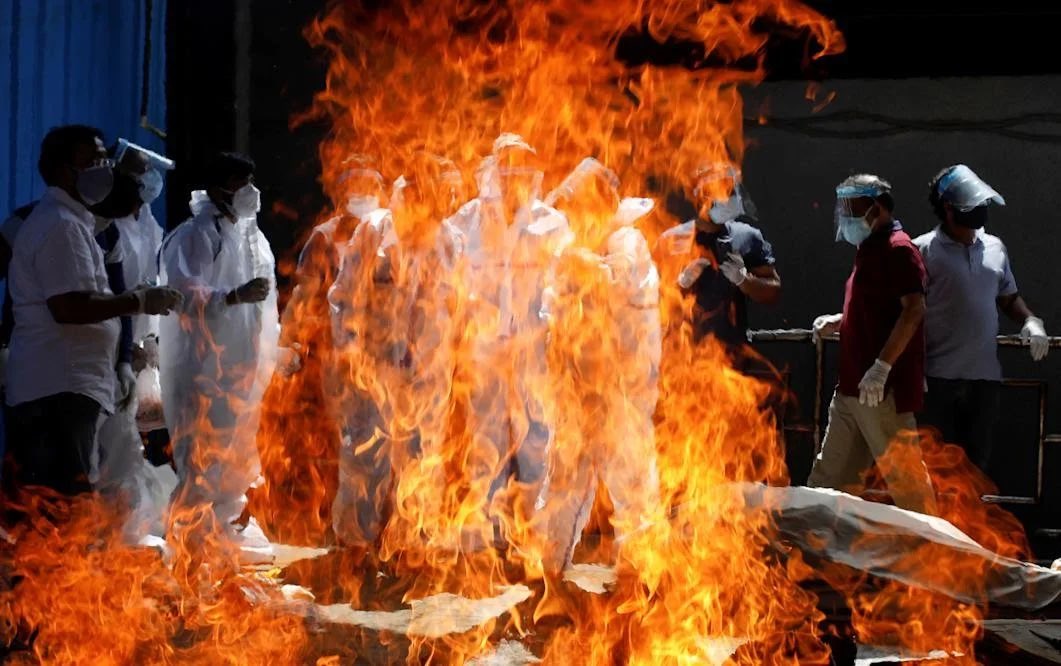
[135,366,165,432]
[96,402,177,545]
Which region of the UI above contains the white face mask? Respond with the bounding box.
[137,168,164,204]
[230,183,261,219]
[708,193,744,225]
[346,194,379,219]
[76,164,115,206]
[838,212,873,246]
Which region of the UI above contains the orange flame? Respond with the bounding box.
[282,0,850,662]
[3,1,1041,664]
[278,1,1038,662]
[0,490,306,664]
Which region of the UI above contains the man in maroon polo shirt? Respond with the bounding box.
[807,174,938,515]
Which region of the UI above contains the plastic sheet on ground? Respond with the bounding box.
[562,563,617,594]
[314,585,532,638]
[980,620,1061,663]
[741,483,1061,610]
[467,639,541,665]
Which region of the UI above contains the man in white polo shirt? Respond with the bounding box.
[5,125,182,496]
[915,164,1049,472]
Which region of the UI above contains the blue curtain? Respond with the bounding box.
[0,0,168,227]
[0,0,167,468]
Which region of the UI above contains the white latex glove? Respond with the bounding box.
[566,247,610,276]
[664,227,694,255]
[277,344,303,377]
[678,258,711,289]
[858,359,892,408]
[812,313,843,344]
[719,252,747,286]
[1021,316,1049,361]
[117,362,137,409]
[134,286,185,315]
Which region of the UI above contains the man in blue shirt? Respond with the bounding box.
[658,164,781,352]
[915,164,1049,472]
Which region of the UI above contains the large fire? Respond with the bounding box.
[1,1,1046,664]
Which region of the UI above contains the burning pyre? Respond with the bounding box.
[2,1,1051,664]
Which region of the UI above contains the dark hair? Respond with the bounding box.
[205,151,255,189]
[927,166,952,221]
[38,125,104,185]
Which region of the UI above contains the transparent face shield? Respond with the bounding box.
[390,169,463,244]
[440,170,464,217]
[545,157,621,206]
[115,138,175,207]
[546,158,624,245]
[833,183,880,242]
[481,164,543,213]
[693,165,745,225]
[936,164,1005,212]
[115,138,176,172]
[692,165,737,202]
[499,167,544,218]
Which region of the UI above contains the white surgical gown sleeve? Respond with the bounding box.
[138,206,164,338]
[606,226,657,304]
[328,218,384,347]
[162,225,228,316]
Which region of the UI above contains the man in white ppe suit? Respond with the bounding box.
[110,141,172,438]
[274,160,386,499]
[159,152,293,561]
[328,153,464,550]
[90,151,178,545]
[447,134,570,538]
[110,139,170,346]
[280,157,386,381]
[536,157,662,573]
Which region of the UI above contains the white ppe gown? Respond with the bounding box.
[158,192,279,551]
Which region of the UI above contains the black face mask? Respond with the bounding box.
[953,206,988,230]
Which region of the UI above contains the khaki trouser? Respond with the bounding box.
[808,391,938,515]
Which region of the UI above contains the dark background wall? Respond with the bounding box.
[743,76,1061,333]
[161,1,1060,526]
[164,0,238,230]
[166,0,327,280]
[739,77,1060,502]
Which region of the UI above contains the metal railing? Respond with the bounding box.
[747,329,1061,505]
